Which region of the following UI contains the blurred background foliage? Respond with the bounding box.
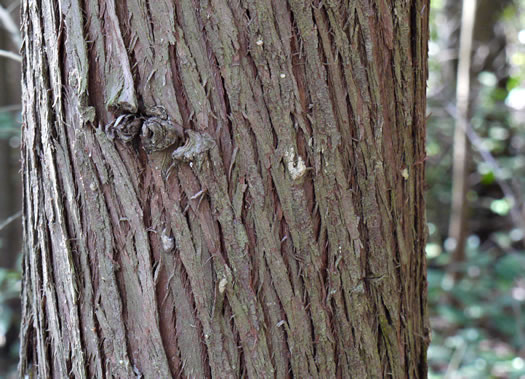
[0,0,525,378]
[0,0,21,377]
[427,0,525,377]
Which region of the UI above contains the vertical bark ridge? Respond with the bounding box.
[147,172,207,378]
[21,0,430,377]
[45,0,109,376]
[94,136,172,378]
[21,1,88,377]
[79,131,135,378]
[85,0,138,113]
[162,173,238,378]
[70,0,173,374]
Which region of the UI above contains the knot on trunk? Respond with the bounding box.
[105,114,142,143]
[171,130,215,162]
[140,117,182,153]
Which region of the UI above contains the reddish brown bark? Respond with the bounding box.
[20,0,430,377]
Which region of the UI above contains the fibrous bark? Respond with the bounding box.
[20,0,430,378]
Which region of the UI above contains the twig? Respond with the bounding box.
[0,4,22,48]
[446,104,525,244]
[7,1,19,13]
[0,210,22,232]
[0,49,22,62]
[444,341,467,379]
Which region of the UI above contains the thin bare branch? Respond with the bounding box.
[446,104,525,243]
[0,4,22,48]
[0,49,22,62]
[0,210,22,232]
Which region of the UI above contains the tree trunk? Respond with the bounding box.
[19,0,430,378]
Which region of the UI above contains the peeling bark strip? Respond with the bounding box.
[20,0,430,378]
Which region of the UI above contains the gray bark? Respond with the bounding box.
[20,0,430,378]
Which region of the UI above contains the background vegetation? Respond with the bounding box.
[427,0,525,377]
[0,0,525,377]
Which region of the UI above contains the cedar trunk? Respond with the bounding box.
[19,0,430,378]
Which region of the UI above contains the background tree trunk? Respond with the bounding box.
[19,0,430,377]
